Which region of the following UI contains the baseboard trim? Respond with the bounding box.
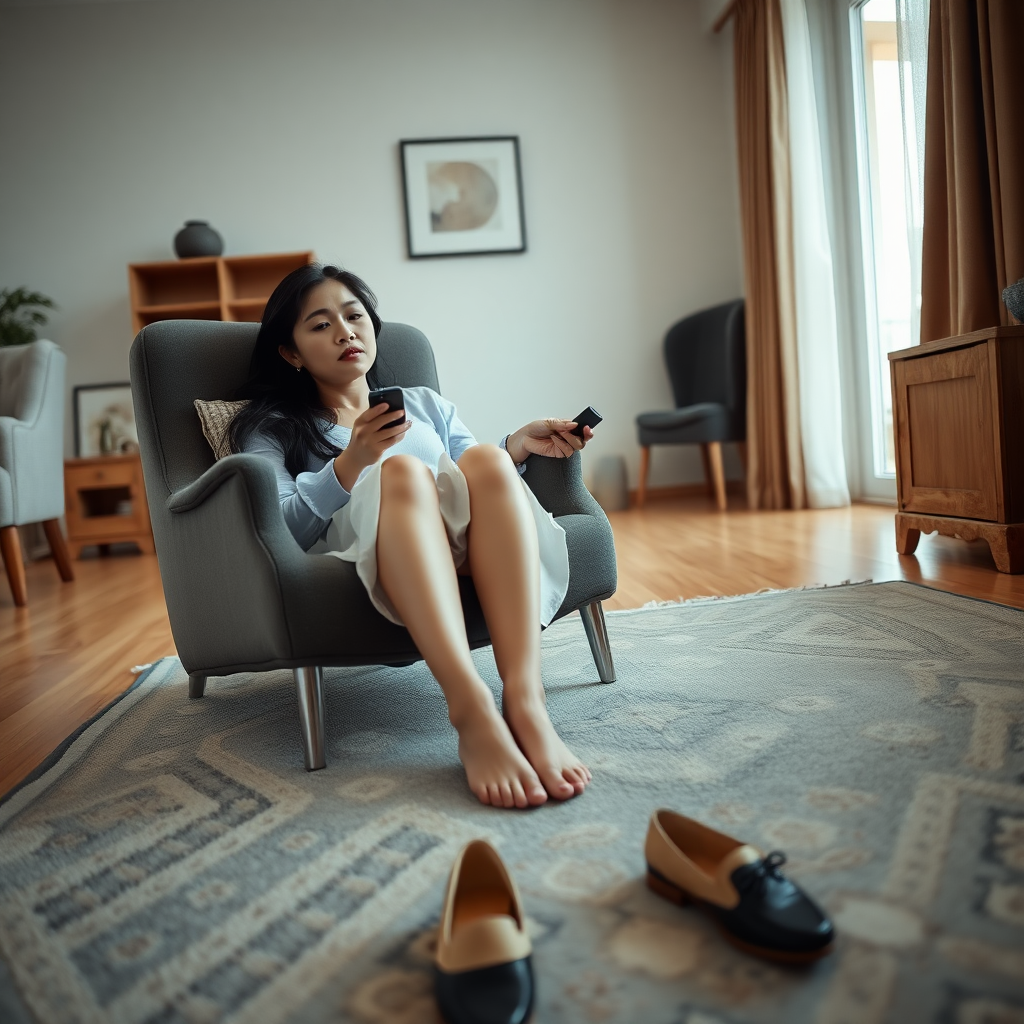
[627,480,745,507]
[19,522,52,561]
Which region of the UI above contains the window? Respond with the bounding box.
[853,0,920,478]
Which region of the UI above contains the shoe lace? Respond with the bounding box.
[735,851,788,896]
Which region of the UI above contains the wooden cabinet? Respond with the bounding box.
[888,325,1024,572]
[128,251,314,334]
[64,455,154,558]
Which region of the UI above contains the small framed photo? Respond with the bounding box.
[400,136,526,258]
[73,383,139,457]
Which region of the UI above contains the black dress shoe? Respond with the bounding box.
[645,809,835,963]
[434,839,533,1024]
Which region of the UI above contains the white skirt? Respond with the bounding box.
[321,452,570,628]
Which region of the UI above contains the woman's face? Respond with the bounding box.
[280,279,377,390]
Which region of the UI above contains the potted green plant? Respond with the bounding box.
[0,288,57,347]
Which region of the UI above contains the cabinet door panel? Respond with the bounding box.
[894,343,998,520]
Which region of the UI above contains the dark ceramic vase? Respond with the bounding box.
[1003,277,1024,324]
[174,220,224,259]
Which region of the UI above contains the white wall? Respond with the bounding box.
[0,0,743,489]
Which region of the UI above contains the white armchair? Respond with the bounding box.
[0,340,74,606]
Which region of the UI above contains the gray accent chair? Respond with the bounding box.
[0,339,75,606]
[129,319,618,770]
[635,300,746,510]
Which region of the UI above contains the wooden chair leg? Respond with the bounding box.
[1,524,28,607]
[637,446,651,508]
[41,519,75,582]
[699,444,715,499]
[707,441,727,511]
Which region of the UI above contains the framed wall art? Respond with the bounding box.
[399,136,526,258]
[73,382,139,457]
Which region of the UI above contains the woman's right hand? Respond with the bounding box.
[333,403,411,490]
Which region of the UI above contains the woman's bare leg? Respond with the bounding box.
[375,455,547,809]
[458,444,591,800]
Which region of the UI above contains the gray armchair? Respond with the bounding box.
[129,319,617,771]
[0,339,74,606]
[635,300,746,510]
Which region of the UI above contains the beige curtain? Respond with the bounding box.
[920,0,1024,340]
[733,0,805,509]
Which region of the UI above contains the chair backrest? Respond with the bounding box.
[129,319,440,502]
[663,300,745,413]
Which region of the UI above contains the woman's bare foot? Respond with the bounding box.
[452,702,549,809]
[503,694,591,800]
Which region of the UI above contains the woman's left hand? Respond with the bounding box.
[506,419,594,464]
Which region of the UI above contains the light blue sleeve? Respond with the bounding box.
[412,388,477,463]
[240,432,351,551]
[446,404,479,464]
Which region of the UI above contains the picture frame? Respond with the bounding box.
[399,136,527,258]
[73,382,139,458]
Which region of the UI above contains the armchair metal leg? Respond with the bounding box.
[294,666,327,771]
[580,600,615,683]
[188,672,208,698]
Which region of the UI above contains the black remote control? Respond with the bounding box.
[570,405,603,438]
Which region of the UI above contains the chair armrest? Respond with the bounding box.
[167,452,282,517]
[0,413,64,524]
[0,416,16,483]
[0,415,17,457]
[164,453,302,582]
[525,454,618,616]
[0,341,66,523]
[521,451,605,519]
[158,453,304,670]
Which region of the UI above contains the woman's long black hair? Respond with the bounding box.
[229,263,383,477]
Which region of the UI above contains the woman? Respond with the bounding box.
[230,264,593,810]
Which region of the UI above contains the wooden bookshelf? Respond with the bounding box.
[127,251,314,334]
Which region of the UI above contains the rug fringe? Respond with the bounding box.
[631,579,874,611]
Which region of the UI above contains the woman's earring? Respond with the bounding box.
[296,365,302,372]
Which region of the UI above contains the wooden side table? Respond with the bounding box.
[64,454,155,558]
[888,325,1024,573]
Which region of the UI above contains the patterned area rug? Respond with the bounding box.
[1,581,1023,1024]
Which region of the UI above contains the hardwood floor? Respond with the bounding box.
[2,497,1022,797]
[0,550,176,798]
[605,497,1024,610]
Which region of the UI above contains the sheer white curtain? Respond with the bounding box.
[778,0,851,507]
[895,0,929,345]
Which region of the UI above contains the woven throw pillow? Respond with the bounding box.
[194,399,249,460]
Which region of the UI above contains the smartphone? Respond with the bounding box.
[367,386,406,429]
[570,405,603,438]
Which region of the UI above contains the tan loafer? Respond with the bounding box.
[645,809,835,963]
[434,839,534,1024]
